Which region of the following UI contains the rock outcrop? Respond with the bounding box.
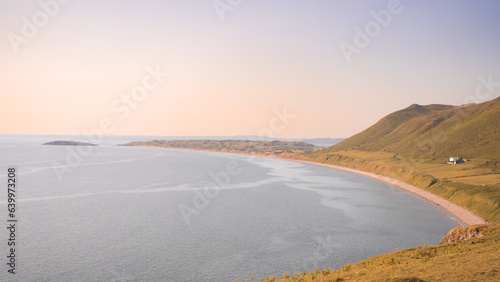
[439,224,490,244]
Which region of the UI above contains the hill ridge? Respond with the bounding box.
[330,97,500,161]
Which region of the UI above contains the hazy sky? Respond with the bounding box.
[1,0,499,138]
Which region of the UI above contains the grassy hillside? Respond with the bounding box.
[301,97,500,223]
[247,224,500,281]
[331,97,500,161]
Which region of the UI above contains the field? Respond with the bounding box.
[306,150,499,186]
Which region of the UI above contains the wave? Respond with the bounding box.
[1,176,288,203]
[0,151,165,178]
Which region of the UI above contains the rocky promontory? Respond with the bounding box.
[439,224,491,244]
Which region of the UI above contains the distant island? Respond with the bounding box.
[43,140,98,146]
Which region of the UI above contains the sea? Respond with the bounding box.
[0,135,461,281]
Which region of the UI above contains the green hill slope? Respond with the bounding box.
[331,97,500,161]
[302,97,500,223]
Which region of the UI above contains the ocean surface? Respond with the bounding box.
[0,135,460,281]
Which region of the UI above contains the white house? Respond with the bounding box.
[448,156,466,164]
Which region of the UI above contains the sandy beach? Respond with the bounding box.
[131,145,487,226]
[290,159,487,226]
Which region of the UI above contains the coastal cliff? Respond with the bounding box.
[439,224,494,244]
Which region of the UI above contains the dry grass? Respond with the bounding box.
[243,224,500,282]
[452,174,500,186]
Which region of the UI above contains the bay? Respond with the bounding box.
[0,135,460,281]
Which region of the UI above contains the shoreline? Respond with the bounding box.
[284,159,487,226]
[126,145,487,226]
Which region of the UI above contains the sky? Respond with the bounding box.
[1,0,499,138]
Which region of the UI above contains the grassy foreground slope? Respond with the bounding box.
[300,97,500,223]
[250,224,499,281]
[330,100,499,160]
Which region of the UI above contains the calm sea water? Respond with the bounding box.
[0,135,460,281]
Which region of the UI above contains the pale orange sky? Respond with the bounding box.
[1,1,499,138]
